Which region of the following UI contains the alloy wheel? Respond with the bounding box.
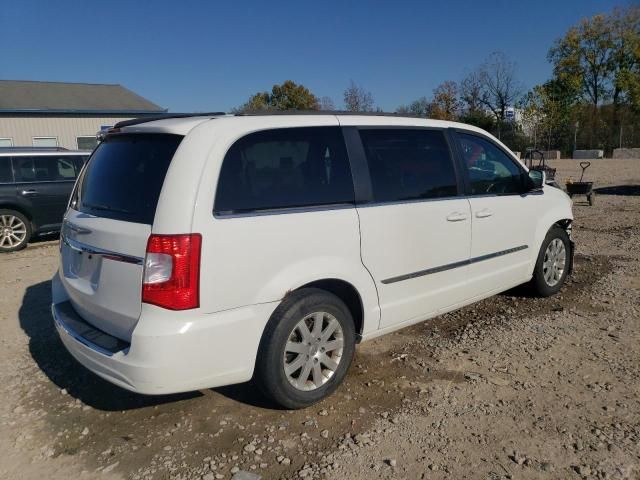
[283,311,344,391]
[0,215,27,250]
[542,238,566,287]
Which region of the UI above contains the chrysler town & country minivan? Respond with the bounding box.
[52,113,573,408]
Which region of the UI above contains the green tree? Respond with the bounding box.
[610,6,640,111]
[548,13,614,107]
[523,81,576,152]
[238,80,319,112]
[430,81,461,120]
[547,6,640,150]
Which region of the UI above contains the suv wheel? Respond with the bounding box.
[255,288,356,409]
[0,209,31,252]
[531,226,570,297]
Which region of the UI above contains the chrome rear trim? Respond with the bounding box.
[61,234,144,265]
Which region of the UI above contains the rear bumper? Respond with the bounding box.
[52,271,278,395]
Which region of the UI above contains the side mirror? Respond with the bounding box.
[527,169,545,191]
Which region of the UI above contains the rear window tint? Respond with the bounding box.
[0,157,12,183]
[73,134,182,224]
[215,127,354,214]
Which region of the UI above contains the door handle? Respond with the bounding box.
[446,212,468,222]
[475,209,493,218]
[20,189,39,197]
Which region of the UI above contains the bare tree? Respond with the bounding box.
[319,96,335,111]
[343,80,375,112]
[396,96,430,117]
[460,71,485,113]
[474,52,523,137]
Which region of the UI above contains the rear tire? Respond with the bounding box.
[254,288,356,409]
[530,226,570,297]
[0,209,31,253]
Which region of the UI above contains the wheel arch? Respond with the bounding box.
[0,203,36,233]
[531,217,574,276]
[553,218,574,274]
[553,218,572,232]
[0,203,33,222]
[292,278,365,342]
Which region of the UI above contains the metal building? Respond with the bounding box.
[0,80,166,150]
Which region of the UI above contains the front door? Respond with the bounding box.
[352,128,471,330]
[454,132,538,297]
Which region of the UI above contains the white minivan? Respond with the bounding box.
[52,113,573,408]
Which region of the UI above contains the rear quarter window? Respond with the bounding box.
[73,134,183,225]
[11,155,80,182]
[0,157,12,183]
[214,127,354,214]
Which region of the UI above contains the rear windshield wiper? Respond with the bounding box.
[83,203,134,215]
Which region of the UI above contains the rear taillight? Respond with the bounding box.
[142,234,201,310]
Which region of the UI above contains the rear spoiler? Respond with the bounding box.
[113,112,227,129]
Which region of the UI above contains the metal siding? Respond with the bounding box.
[0,115,135,149]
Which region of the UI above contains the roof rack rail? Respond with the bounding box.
[110,110,440,132]
[113,112,227,129]
[233,110,427,118]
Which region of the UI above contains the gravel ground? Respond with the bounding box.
[0,159,638,480]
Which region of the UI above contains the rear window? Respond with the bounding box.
[73,134,183,224]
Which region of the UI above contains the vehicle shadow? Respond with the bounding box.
[32,232,60,244]
[593,184,640,196]
[212,383,283,410]
[18,280,202,411]
[499,283,538,298]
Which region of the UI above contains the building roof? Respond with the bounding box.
[0,80,166,114]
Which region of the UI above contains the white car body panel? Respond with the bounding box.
[356,199,472,329]
[465,195,537,297]
[52,114,573,395]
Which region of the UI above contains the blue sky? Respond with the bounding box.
[0,0,629,112]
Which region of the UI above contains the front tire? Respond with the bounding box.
[254,288,356,409]
[531,226,570,297]
[0,209,31,253]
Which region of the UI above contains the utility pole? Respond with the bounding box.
[574,121,579,157]
[620,124,623,148]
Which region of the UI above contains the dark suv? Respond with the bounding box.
[0,147,89,252]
